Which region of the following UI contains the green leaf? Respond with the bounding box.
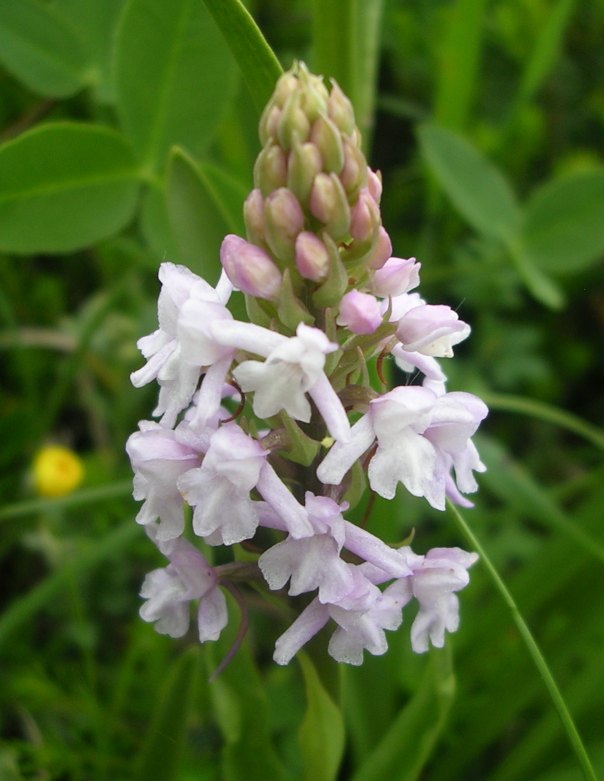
[433,0,489,130]
[0,0,88,97]
[311,0,384,146]
[201,0,282,113]
[140,183,183,263]
[352,649,455,781]
[114,0,238,172]
[516,0,577,105]
[166,146,247,278]
[135,648,202,781]
[0,123,140,254]
[522,170,604,273]
[298,653,345,781]
[507,240,565,309]
[51,0,126,102]
[418,123,521,243]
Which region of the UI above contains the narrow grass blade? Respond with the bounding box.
[482,392,604,451]
[200,0,282,113]
[447,500,598,781]
[0,480,132,523]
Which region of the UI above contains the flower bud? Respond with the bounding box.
[327,80,356,135]
[367,168,382,203]
[295,231,330,282]
[273,71,299,107]
[310,115,344,173]
[259,104,281,145]
[254,144,288,196]
[288,141,323,204]
[264,188,305,263]
[350,188,380,242]
[337,290,382,334]
[244,188,266,244]
[309,172,351,240]
[340,140,368,198]
[367,226,392,269]
[277,92,311,151]
[298,68,329,122]
[372,257,421,297]
[220,234,282,300]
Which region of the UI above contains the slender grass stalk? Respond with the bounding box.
[0,480,132,523]
[481,392,604,451]
[447,500,597,781]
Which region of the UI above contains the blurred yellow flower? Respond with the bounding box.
[33,445,84,498]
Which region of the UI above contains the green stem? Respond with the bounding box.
[481,391,604,451]
[0,480,132,523]
[447,500,597,781]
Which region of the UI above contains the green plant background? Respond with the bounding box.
[1,1,603,779]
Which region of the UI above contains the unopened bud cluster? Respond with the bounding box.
[127,63,487,670]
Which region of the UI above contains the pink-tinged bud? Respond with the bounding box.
[295,232,330,282]
[220,235,282,300]
[350,188,380,241]
[264,188,305,263]
[277,92,311,151]
[372,257,421,297]
[254,144,288,196]
[309,172,351,240]
[340,140,367,197]
[327,80,356,135]
[367,168,382,203]
[259,105,282,145]
[244,188,265,244]
[299,72,329,122]
[273,72,299,107]
[288,142,323,204]
[367,226,392,269]
[337,290,382,334]
[310,115,344,173]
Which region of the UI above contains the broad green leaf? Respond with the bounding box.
[140,183,183,263]
[52,0,126,102]
[433,0,489,130]
[201,0,282,113]
[522,170,604,273]
[352,649,455,781]
[418,123,521,243]
[114,0,237,171]
[298,653,345,781]
[166,147,247,278]
[0,123,140,254]
[135,647,202,781]
[0,0,88,97]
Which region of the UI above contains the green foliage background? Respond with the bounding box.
[1,0,603,779]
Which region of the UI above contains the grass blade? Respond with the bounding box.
[447,500,598,781]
